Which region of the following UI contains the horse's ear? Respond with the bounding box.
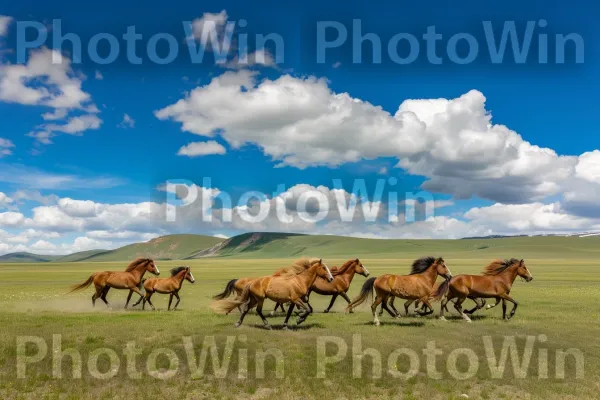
[319,258,323,264]
[520,259,524,265]
[355,258,359,262]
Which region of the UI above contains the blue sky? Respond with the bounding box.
[0,1,599,254]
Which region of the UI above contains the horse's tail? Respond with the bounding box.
[211,283,250,314]
[433,278,451,301]
[345,277,376,312]
[69,274,96,293]
[213,279,238,300]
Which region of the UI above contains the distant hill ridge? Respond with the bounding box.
[1,232,600,262]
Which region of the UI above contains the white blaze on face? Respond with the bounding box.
[189,271,196,282]
[323,263,334,281]
[362,263,370,276]
[445,264,452,277]
[154,264,160,275]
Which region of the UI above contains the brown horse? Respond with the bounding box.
[304,258,370,313]
[132,266,195,310]
[211,258,333,329]
[345,257,451,326]
[382,280,449,317]
[434,258,533,322]
[70,258,160,308]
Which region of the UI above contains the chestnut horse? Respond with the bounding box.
[304,258,370,313]
[211,258,333,329]
[434,258,533,322]
[69,258,160,308]
[345,257,451,326]
[382,280,449,317]
[132,266,195,310]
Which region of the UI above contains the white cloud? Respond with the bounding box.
[118,113,135,129]
[222,49,276,69]
[575,150,600,184]
[0,16,12,36]
[94,70,103,80]
[155,71,583,205]
[190,10,229,45]
[0,212,25,227]
[0,192,13,208]
[177,140,226,157]
[0,137,14,157]
[0,47,101,144]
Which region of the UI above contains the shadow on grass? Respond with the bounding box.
[251,323,326,330]
[356,320,426,327]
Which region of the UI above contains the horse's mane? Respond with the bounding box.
[482,258,520,276]
[125,258,151,272]
[410,256,439,275]
[276,258,320,278]
[331,259,356,276]
[170,266,188,276]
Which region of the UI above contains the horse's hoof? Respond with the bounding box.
[439,316,447,321]
[282,325,289,331]
[269,312,276,317]
[265,325,272,330]
[235,322,242,328]
[323,309,330,313]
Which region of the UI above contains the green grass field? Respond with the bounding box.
[0,246,599,399]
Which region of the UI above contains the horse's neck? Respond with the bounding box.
[175,271,186,288]
[423,266,438,286]
[500,265,519,286]
[130,264,147,282]
[340,264,357,284]
[301,266,320,291]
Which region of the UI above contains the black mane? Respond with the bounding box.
[170,266,187,276]
[410,256,440,275]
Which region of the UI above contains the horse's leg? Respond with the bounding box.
[388,297,399,316]
[417,298,434,316]
[501,299,507,319]
[371,293,385,326]
[498,294,518,320]
[131,294,144,307]
[255,299,271,330]
[173,292,181,310]
[146,293,156,311]
[301,295,313,314]
[100,287,111,307]
[340,292,354,313]
[283,303,295,330]
[486,298,501,310]
[235,297,257,328]
[91,285,103,307]
[403,299,414,316]
[464,297,482,314]
[124,290,134,309]
[453,297,471,322]
[295,298,312,325]
[381,295,398,318]
[168,294,174,311]
[324,295,338,313]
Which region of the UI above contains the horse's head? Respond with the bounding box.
[516,259,533,282]
[434,257,452,280]
[316,259,334,282]
[146,260,160,276]
[354,258,370,277]
[185,266,196,284]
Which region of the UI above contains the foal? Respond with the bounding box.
[133,266,195,311]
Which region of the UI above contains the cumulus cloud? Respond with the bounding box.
[190,10,229,45]
[0,47,101,144]
[155,71,582,205]
[177,140,226,157]
[0,192,13,208]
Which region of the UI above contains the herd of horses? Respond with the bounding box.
[70,256,533,329]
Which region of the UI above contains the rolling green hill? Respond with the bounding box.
[2,233,600,263]
[0,252,59,263]
[190,233,600,260]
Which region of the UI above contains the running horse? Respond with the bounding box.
[295,258,370,313]
[345,256,452,326]
[211,258,333,329]
[132,266,195,310]
[69,258,160,308]
[434,258,533,322]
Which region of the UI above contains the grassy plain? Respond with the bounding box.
[0,244,599,399]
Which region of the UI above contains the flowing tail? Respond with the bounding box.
[69,274,96,293]
[345,277,376,312]
[433,278,451,301]
[211,284,250,314]
[213,279,238,300]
